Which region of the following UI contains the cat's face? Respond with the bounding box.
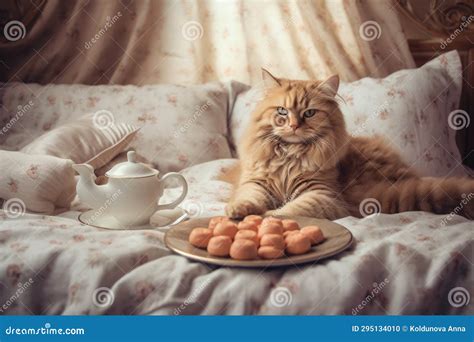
[255,70,342,145]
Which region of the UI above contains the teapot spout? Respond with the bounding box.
[72,163,96,179]
[72,164,106,209]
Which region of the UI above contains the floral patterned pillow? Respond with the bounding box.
[231,51,467,177]
[0,81,248,173]
[0,151,76,214]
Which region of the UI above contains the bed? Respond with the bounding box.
[0,48,473,315]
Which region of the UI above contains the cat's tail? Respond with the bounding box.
[357,177,474,219]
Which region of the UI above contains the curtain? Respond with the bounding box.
[0,0,415,85]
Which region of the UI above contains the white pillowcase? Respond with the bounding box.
[21,113,139,170]
[231,51,466,177]
[0,81,248,173]
[0,151,75,214]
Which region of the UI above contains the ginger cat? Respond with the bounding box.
[226,69,474,220]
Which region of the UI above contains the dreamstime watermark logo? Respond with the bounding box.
[440,15,474,50]
[359,21,382,41]
[359,198,381,217]
[181,199,204,218]
[172,100,211,138]
[440,192,473,226]
[84,11,122,49]
[352,100,388,136]
[92,109,115,130]
[92,287,115,308]
[1,101,34,136]
[352,278,390,315]
[448,109,470,130]
[0,277,34,313]
[3,20,26,41]
[181,21,203,41]
[5,322,85,336]
[2,198,26,219]
[83,189,122,225]
[272,114,287,128]
[448,287,470,308]
[174,278,211,315]
[269,286,293,307]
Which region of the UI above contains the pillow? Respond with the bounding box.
[20,113,139,169]
[0,81,248,172]
[0,151,75,214]
[21,114,138,169]
[230,51,466,177]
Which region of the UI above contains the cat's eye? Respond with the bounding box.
[277,106,288,116]
[303,109,317,118]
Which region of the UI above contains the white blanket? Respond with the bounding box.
[0,159,472,315]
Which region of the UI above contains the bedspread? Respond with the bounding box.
[0,159,472,315]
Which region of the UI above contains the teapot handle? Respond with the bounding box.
[156,173,188,210]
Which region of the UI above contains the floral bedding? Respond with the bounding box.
[0,159,471,315]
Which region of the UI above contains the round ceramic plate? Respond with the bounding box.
[164,216,353,268]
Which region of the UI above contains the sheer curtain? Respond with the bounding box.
[0,0,415,85]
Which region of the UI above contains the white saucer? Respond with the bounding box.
[78,207,189,230]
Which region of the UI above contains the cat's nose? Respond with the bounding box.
[290,123,299,131]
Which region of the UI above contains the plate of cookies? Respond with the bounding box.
[164,215,353,267]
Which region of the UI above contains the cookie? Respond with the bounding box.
[301,225,325,245]
[282,219,299,231]
[237,221,258,232]
[243,215,263,225]
[230,239,258,260]
[258,246,284,259]
[283,230,299,239]
[258,222,284,237]
[188,227,213,248]
[285,233,311,255]
[208,216,228,230]
[261,217,283,229]
[207,236,232,257]
[234,229,259,245]
[260,233,285,249]
[213,221,238,239]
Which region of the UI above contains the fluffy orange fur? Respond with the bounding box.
[226,69,474,220]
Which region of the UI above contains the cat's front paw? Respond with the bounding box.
[226,200,265,219]
[264,209,281,217]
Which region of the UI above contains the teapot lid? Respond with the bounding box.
[105,151,158,178]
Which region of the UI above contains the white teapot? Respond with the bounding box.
[73,151,188,226]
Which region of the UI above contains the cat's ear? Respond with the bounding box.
[261,68,281,88]
[320,74,339,97]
